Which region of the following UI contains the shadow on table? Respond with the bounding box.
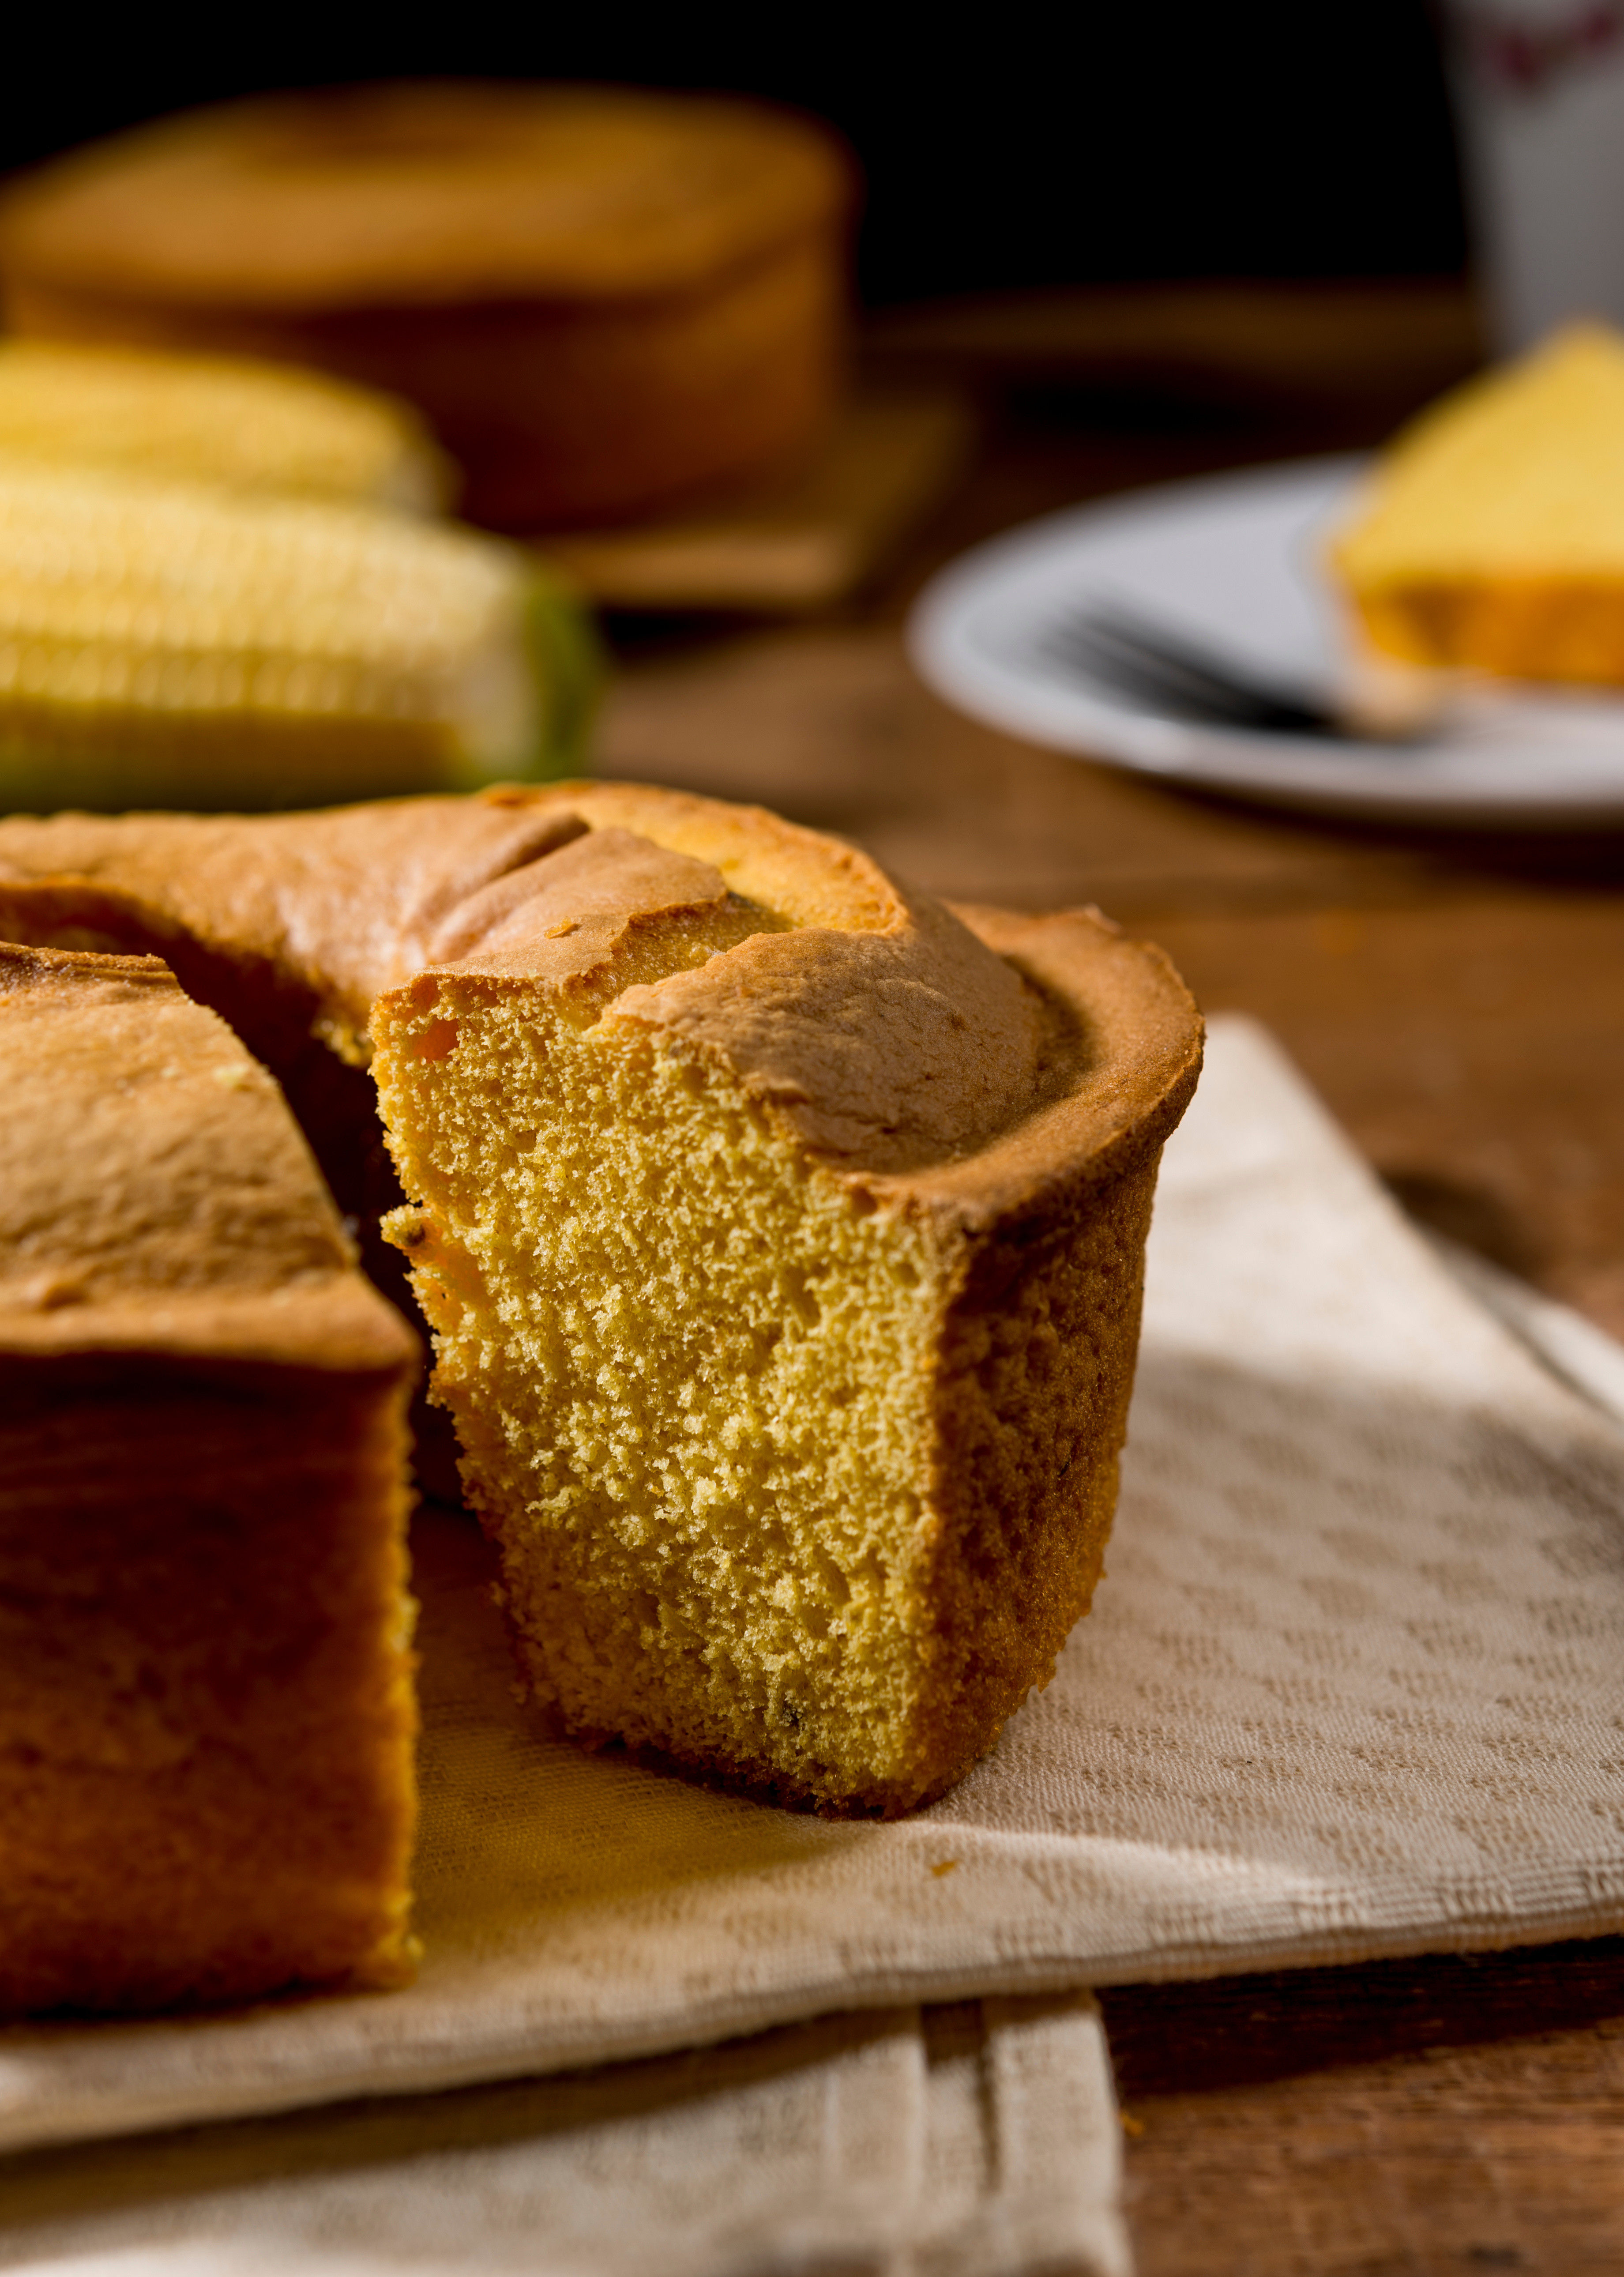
[1099,1935,1624,2098]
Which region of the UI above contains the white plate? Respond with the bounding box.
[907,455,1624,828]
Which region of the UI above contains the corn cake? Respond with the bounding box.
[1333,323,1624,685]
[0,82,853,530]
[0,940,417,2015]
[0,785,1200,1826]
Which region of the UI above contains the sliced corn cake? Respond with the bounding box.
[0,939,418,2015]
[0,785,1201,1823]
[1333,323,1624,685]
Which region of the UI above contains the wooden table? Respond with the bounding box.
[595,282,1624,2275]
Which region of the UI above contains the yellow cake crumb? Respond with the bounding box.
[1332,324,1624,685]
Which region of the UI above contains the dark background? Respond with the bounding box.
[4,0,1466,305]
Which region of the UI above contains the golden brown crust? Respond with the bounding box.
[0,791,1202,1833]
[0,84,850,309]
[1328,327,1624,686]
[0,943,420,2017]
[604,907,1199,1818]
[0,1358,418,2015]
[872,903,1202,1815]
[0,788,1198,1196]
[0,790,1203,1274]
[0,940,418,1369]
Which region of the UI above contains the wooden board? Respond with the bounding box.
[534,387,973,614]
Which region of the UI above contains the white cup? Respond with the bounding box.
[1445,0,1624,351]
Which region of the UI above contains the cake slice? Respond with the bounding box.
[0,940,419,2014]
[1331,323,1624,685]
[369,796,1200,1814]
[0,785,1201,1826]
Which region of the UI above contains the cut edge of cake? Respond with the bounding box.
[0,785,1202,1850]
[368,824,1201,1816]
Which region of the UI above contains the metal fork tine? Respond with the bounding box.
[1050,627,1269,726]
[1076,604,1319,711]
[1052,617,1274,718]
[1044,624,1288,728]
[1091,604,1271,677]
[1077,609,1274,702]
[1042,601,1338,735]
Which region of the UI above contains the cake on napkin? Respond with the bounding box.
[0,783,1199,2011]
[6,1019,1619,2142]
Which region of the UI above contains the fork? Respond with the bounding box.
[1041,601,1442,745]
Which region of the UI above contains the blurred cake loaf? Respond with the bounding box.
[0,82,854,530]
[0,935,417,2016]
[1332,324,1624,686]
[0,784,1201,1832]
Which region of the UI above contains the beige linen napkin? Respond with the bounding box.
[4,1015,1621,2152]
[0,1995,1128,2277]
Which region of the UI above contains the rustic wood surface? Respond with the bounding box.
[1099,1942,1624,2277]
[596,281,1624,2273]
[539,386,973,613]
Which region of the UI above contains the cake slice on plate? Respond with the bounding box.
[1333,322,1624,685]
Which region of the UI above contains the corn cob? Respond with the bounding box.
[0,341,452,513]
[0,461,598,811]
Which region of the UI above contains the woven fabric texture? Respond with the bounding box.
[4,1016,1620,2154]
[0,1996,1127,2277]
